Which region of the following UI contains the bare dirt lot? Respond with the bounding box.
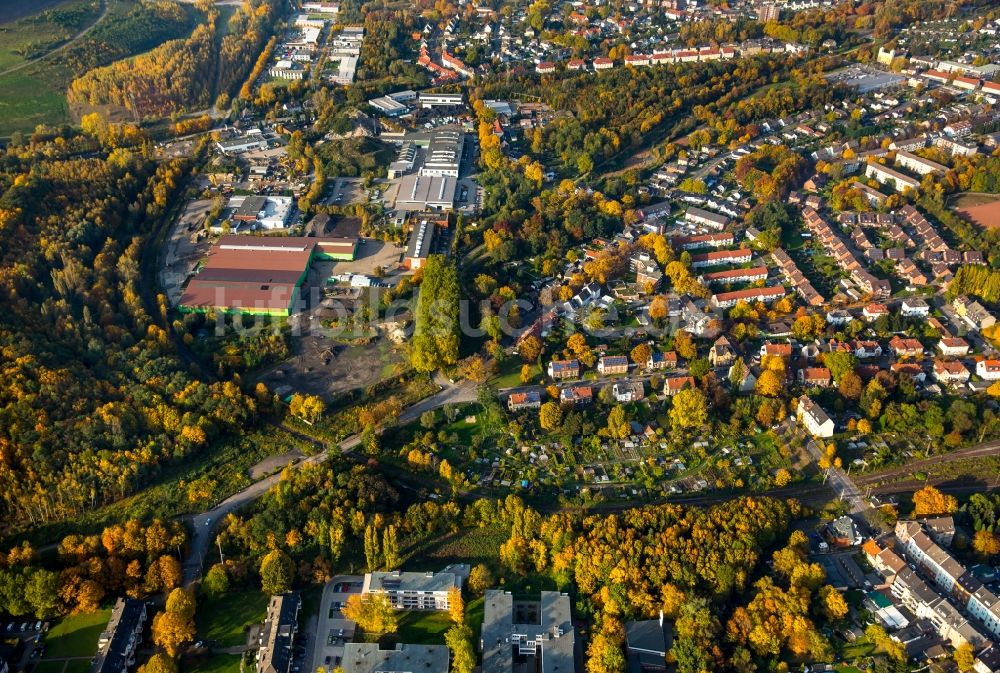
[161,199,214,304]
[313,239,407,277]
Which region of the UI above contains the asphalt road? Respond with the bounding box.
[182,380,478,585]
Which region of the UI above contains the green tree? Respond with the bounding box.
[202,564,229,600]
[411,256,460,372]
[260,549,294,595]
[445,625,476,673]
[24,569,60,619]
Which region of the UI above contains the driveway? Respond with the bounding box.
[307,575,364,673]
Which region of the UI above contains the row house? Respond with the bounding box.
[891,567,991,650]
[671,232,734,251]
[895,149,948,176]
[901,205,949,253]
[689,248,752,268]
[711,285,785,308]
[896,259,928,286]
[698,266,769,285]
[684,206,731,230]
[954,296,997,331]
[772,248,824,306]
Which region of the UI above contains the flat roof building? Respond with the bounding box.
[362,570,462,610]
[180,235,357,316]
[420,130,465,178]
[404,219,436,269]
[395,175,457,211]
[481,590,576,673]
[342,644,449,673]
[419,93,464,109]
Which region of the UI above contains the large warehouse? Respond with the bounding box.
[180,236,358,316]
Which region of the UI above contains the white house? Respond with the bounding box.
[796,395,834,438]
[976,359,1000,381]
[900,297,930,318]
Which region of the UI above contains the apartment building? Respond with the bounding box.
[362,570,463,611]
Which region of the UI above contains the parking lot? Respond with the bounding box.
[161,199,214,304]
[307,575,364,673]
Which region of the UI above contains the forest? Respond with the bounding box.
[67,0,282,116]
[0,133,255,533]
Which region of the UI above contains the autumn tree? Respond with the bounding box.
[448,586,464,624]
[152,589,196,656]
[539,402,563,432]
[670,388,708,432]
[342,593,398,634]
[973,529,1000,559]
[818,585,848,621]
[630,343,652,368]
[912,485,958,517]
[519,335,543,363]
[468,564,493,596]
[140,653,178,673]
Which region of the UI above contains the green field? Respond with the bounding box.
[183,653,242,673]
[196,590,269,648]
[32,661,67,673]
[396,610,453,645]
[42,609,112,659]
[0,0,98,70]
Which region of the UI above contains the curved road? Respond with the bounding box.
[0,0,108,78]
[182,379,478,584]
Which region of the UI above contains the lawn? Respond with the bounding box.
[464,596,484,632]
[196,591,269,648]
[0,66,71,135]
[64,660,92,673]
[182,653,243,673]
[33,661,67,673]
[494,358,540,388]
[43,609,112,659]
[396,610,453,645]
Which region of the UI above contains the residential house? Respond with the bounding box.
[547,359,580,380]
[891,362,926,382]
[647,350,678,370]
[825,515,860,547]
[508,391,542,411]
[889,336,924,358]
[901,297,930,318]
[613,381,645,403]
[826,309,853,326]
[729,360,757,393]
[663,376,696,396]
[976,359,1000,381]
[761,342,793,360]
[934,359,970,385]
[938,337,970,357]
[853,340,883,359]
[560,386,593,406]
[597,355,630,375]
[798,367,831,388]
[796,395,834,437]
[863,303,889,322]
[708,336,736,367]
